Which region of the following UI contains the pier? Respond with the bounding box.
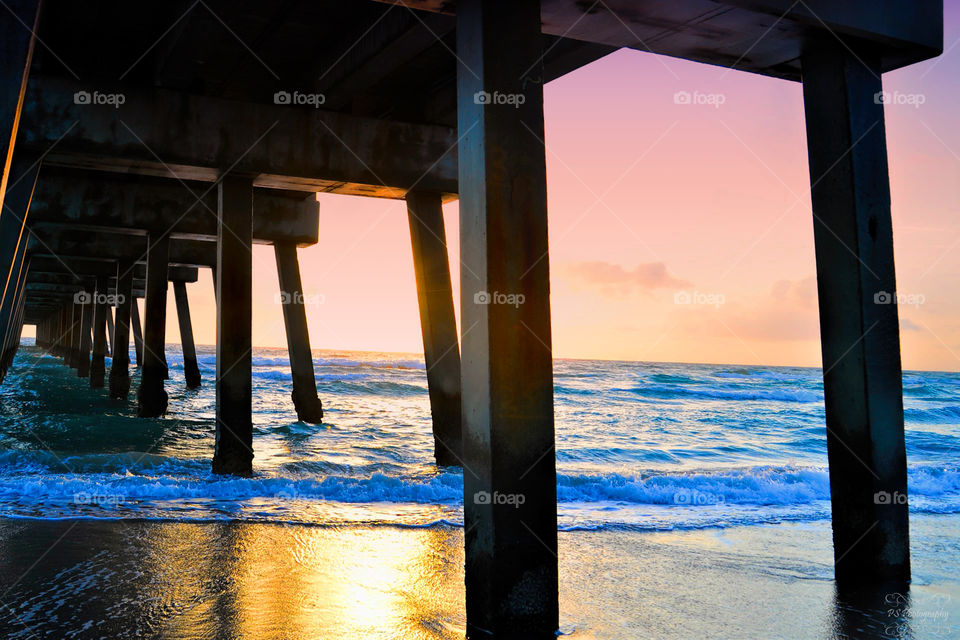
[0,1,943,636]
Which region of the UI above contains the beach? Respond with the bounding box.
[1,516,958,638]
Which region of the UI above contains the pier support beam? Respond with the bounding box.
[406,191,461,465]
[109,261,133,399]
[131,297,143,368]
[802,40,910,585]
[274,242,323,424]
[0,0,40,209]
[90,274,108,387]
[60,305,69,359]
[212,175,254,475]
[172,280,201,389]
[77,290,93,378]
[0,156,39,382]
[105,306,114,357]
[70,301,83,369]
[137,234,169,417]
[0,234,29,380]
[0,246,29,376]
[457,1,558,636]
[64,300,83,369]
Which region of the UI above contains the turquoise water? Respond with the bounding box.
[0,342,958,531]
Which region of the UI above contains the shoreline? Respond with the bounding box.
[1,514,958,639]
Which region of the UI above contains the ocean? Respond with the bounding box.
[0,342,958,638]
[2,343,958,530]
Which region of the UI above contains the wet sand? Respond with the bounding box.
[0,515,957,639]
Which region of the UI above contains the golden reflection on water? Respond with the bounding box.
[138,520,465,639]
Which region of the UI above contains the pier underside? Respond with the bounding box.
[0,0,942,636]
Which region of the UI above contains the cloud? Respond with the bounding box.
[560,261,691,295]
[899,317,921,332]
[770,275,818,310]
[674,275,820,343]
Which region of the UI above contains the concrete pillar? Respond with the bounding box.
[62,305,71,360]
[456,1,558,635]
[212,175,253,475]
[52,310,59,355]
[57,305,66,359]
[172,280,201,389]
[0,0,40,209]
[137,234,169,417]
[57,305,68,359]
[109,262,134,400]
[77,290,93,378]
[90,274,109,388]
[802,39,909,585]
[406,191,462,465]
[105,305,114,357]
[274,241,323,424]
[70,301,82,369]
[131,295,143,367]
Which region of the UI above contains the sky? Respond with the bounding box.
[26,6,960,371]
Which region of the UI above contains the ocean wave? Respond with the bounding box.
[2,459,957,510]
[317,379,427,396]
[0,470,464,504]
[558,467,831,505]
[614,384,822,403]
[314,356,425,370]
[553,385,598,396]
[165,353,427,371]
[648,373,701,385]
[905,404,960,423]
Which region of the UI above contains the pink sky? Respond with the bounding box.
[31,9,960,371]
